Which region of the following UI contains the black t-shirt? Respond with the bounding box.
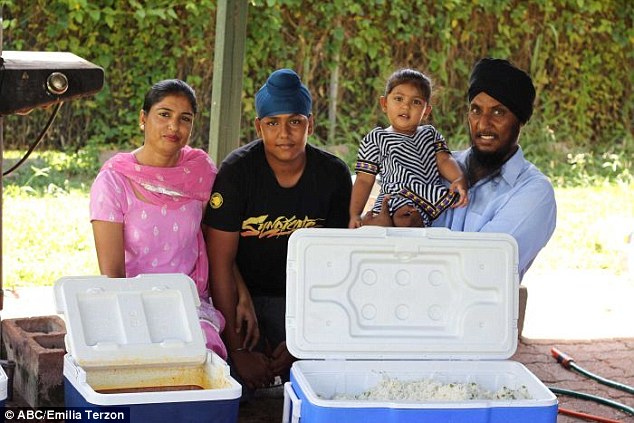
[203,140,352,296]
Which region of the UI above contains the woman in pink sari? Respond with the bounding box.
[89,79,226,359]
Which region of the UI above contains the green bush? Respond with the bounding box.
[2,0,632,182]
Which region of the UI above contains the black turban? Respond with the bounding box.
[468,58,536,124]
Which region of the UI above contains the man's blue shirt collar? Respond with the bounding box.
[457,145,525,188]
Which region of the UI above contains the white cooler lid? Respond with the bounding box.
[54,274,206,368]
[286,227,520,360]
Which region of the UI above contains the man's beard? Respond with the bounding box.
[471,144,513,168]
[469,124,521,170]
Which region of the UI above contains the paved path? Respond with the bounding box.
[512,338,633,423]
[521,269,634,340]
[238,338,634,423]
[3,269,632,339]
[4,337,630,422]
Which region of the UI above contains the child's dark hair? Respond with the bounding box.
[142,79,198,115]
[385,69,432,102]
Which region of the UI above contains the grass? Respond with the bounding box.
[2,192,99,288]
[1,150,633,289]
[2,184,633,289]
[530,182,634,277]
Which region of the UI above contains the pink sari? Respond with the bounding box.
[102,145,215,207]
[100,146,227,359]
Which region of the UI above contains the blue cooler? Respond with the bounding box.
[54,274,241,423]
[283,227,558,423]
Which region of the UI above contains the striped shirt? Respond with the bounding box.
[355,125,454,223]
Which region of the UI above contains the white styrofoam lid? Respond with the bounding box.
[286,227,519,360]
[54,274,206,368]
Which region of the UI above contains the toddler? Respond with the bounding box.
[349,68,467,228]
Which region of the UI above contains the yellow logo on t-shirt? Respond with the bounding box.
[241,215,322,238]
[209,192,223,209]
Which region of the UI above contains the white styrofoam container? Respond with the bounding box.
[0,364,7,408]
[283,227,557,423]
[55,274,241,423]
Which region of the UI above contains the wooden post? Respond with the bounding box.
[327,22,343,145]
[208,0,249,164]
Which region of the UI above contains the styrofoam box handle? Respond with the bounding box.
[282,382,301,423]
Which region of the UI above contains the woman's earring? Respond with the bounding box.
[140,123,145,130]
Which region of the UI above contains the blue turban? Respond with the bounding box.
[255,69,312,118]
[468,58,536,124]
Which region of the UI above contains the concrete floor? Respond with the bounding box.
[2,269,632,422]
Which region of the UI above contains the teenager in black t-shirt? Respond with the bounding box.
[203,69,351,393]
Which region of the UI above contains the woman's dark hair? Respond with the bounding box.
[385,69,432,102]
[142,79,198,114]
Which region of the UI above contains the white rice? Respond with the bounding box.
[332,377,532,401]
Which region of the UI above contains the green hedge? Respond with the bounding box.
[2,0,632,184]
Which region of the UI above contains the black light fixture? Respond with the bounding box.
[0,7,106,310]
[0,51,104,116]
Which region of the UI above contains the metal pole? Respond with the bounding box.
[208,0,248,164]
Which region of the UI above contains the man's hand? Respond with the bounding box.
[361,195,394,227]
[231,350,273,390]
[393,205,424,227]
[348,215,363,228]
[235,299,260,350]
[234,266,260,350]
[269,342,296,378]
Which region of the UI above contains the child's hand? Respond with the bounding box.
[450,177,468,208]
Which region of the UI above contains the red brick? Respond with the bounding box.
[1,316,66,407]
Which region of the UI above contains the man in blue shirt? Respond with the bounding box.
[435,58,557,280]
[370,58,557,280]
